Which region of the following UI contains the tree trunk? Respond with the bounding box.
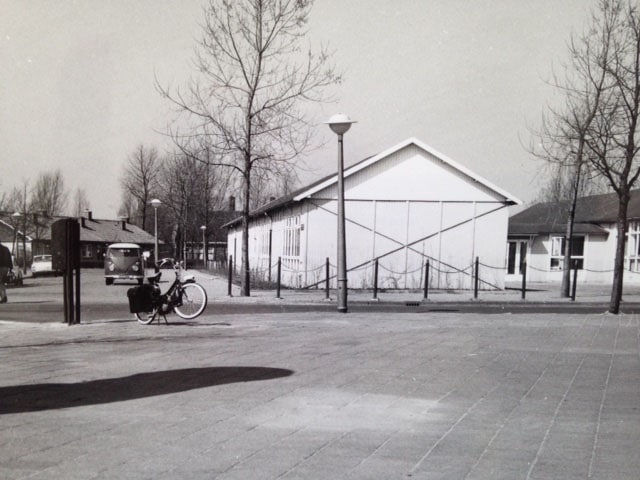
[561,207,575,298]
[609,193,629,314]
[241,157,251,297]
[561,147,584,297]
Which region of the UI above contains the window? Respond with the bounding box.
[550,236,584,270]
[81,244,93,259]
[282,215,301,258]
[627,221,640,271]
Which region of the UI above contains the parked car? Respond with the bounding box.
[31,254,60,277]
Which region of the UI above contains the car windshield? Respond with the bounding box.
[35,255,51,262]
[109,249,140,258]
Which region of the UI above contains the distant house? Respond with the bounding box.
[0,219,30,259]
[225,138,520,290]
[508,190,640,284]
[35,212,156,268]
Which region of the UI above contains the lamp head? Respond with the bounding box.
[150,198,161,209]
[325,113,356,135]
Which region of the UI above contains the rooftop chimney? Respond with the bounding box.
[85,210,93,221]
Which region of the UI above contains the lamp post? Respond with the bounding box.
[11,212,21,268]
[150,199,161,267]
[325,113,356,313]
[200,225,207,269]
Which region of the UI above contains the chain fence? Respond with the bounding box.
[200,254,640,303]
[206,254,511,300]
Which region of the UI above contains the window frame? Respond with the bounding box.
[549,235,584,271]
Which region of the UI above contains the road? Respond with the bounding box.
[2,269,640,323]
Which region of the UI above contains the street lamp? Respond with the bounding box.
[325,113,356,313]
[200,225,207,269]
[11,212,21,268]
[150,199,161,267]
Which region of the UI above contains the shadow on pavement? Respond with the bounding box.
[0,366,294,414]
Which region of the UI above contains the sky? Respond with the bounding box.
[1,0,597,218]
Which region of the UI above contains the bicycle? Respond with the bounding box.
[128,258,208,324]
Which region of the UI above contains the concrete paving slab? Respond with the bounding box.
[0,310,639,479]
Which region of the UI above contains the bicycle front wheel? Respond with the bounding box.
[174,283,207,319]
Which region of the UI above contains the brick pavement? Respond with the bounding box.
[1,307,639,479]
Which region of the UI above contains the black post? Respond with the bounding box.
[474,256,479,299]
[268,228,273,283]
[65,265,74,325]
[227,255,233,297]
[62,270,69,324]
[571,259,578,301]
[423,260,430,300]
[373,258,379,300]
[276,256,282,299]
[325,257,330,300]
[65,220,75,325]
[74,266,81,324]
[521,260,527,301]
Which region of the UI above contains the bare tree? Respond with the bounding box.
[120,145,160,231]
[118,192,139,223]
[71,187,91,217]
[6,181,30,270]
[157,154,202,261]
[531,1,617,298]
[581,0,640,313]
[158,0,341,296]
[29,170,68,217]
[249,165,299,209]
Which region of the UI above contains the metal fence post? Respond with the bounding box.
[325,257,330,300]
[474,256,479,299]
[372,258,379,301]
[227,255,233,297]
[423,260,430,300]
[276,256,282,299]
[521,260,527,300]
[571,259,578,301]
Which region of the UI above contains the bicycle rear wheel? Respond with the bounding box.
[135,307,159,325]
[174,283,207,319]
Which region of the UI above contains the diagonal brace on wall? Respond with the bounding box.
[305,200,509,290]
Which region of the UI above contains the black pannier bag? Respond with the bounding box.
[127,284,159,313]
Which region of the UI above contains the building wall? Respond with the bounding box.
[514,231,616,284]
[229,143,513,290]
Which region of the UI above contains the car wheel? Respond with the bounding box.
[105,278,114,286]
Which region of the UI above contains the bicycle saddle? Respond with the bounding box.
[146,272,162,284]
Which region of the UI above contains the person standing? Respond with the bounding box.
[0,240,13,303]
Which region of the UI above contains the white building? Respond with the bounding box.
[508,190,640,284]
[226,138,521,290]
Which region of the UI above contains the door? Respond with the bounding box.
[507,240,527,277]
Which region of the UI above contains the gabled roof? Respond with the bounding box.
[573,189,640,222]
[35,216,156,245]
[507,189,640,236]
[0,220,31,243]
[224,138,521,228]
[508,202,608,236]
[295,137,522,204]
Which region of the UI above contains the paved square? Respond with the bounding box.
[0,311,638,479]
